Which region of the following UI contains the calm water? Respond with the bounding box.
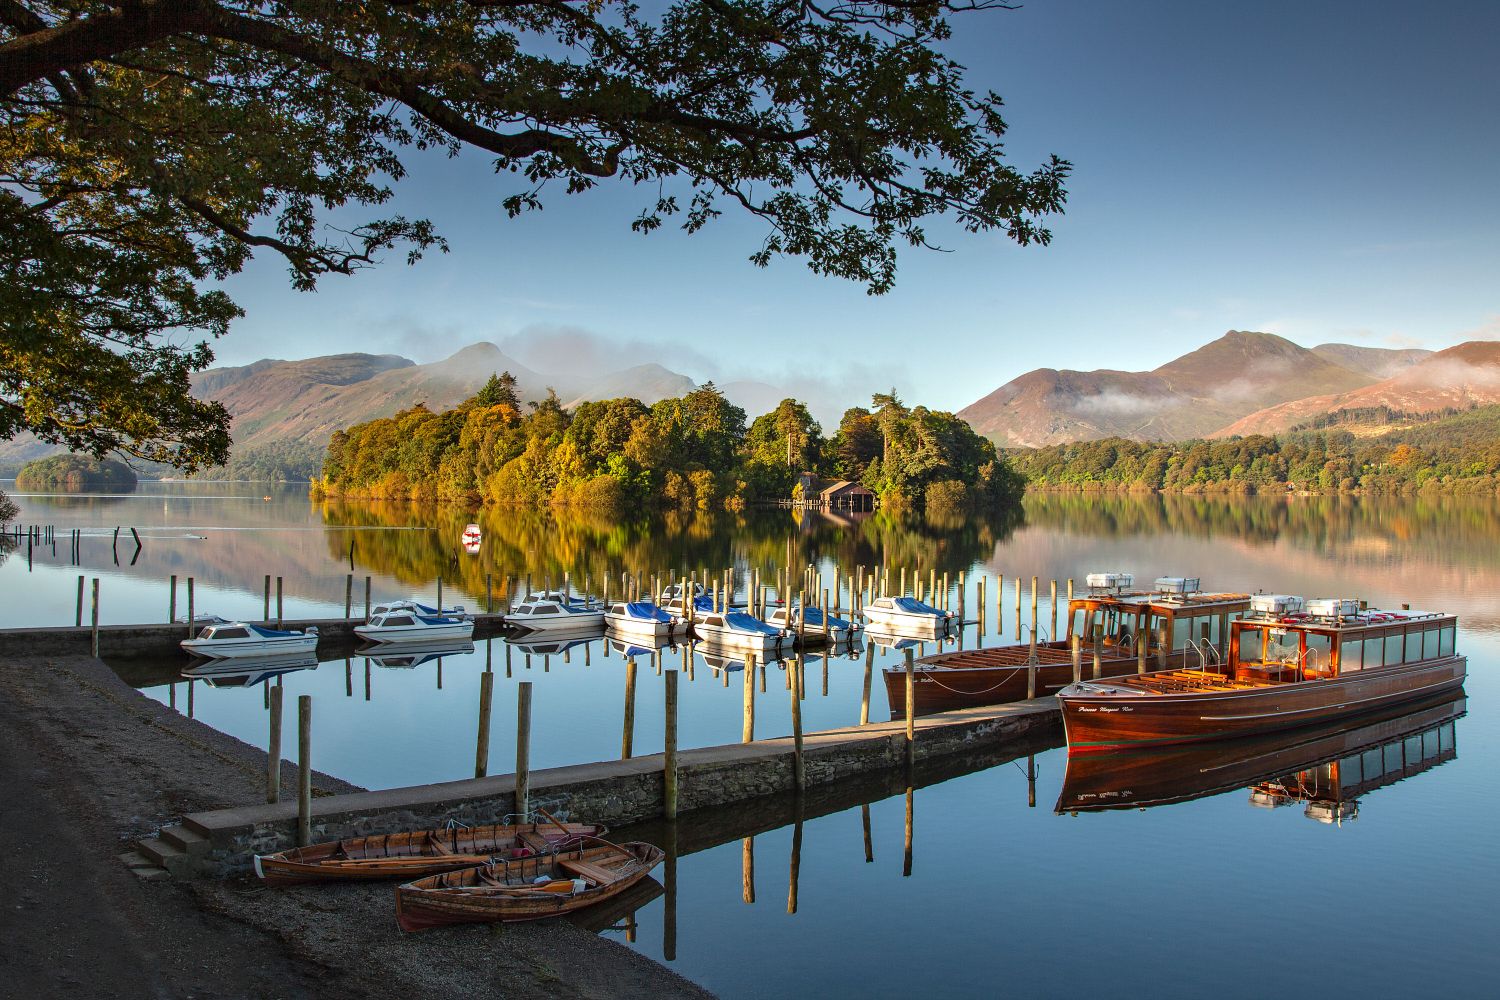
[3,483,1496,997]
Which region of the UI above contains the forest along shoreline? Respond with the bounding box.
[0,652,713,1000]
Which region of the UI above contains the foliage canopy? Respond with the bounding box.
[1,1,1069,471]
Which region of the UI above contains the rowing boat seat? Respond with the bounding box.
[557,858,617,886]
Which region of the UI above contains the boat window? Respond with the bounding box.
[1364,636,1384,668]
[533,605,559,615]
[386,616,414,626]
[873,599,891,609]
[1405,628,1423,661]
[216,627,250,639]
[1341,640,1363,672]
[1439,722,1454,752]
[514,606,532,615]
[1440,625,1455,656]
[1385,632,1404,665]
[1239,627,1266,664]
[1266,629,1300,665]
[1304,633,1332,671]
[1423,626,1440,658]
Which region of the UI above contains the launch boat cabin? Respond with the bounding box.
[1058,596,1466,752]
[885,574,1252,716]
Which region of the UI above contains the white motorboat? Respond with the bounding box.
[690,609,789,651]
[355,610,474,644]
[504,594,605,631]
[180,622,320,660]
[658,583,716,618]
[860,596,955,634]
[764,603,860,642]
[604,600,680,638]
[368,599,466,619]
[361,640,476,669]
[181,652,318,688]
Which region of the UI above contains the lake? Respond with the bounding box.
[2,482,1495,997]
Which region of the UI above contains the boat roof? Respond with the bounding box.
[1238,608,1454,634]
[1072,591,1252,613]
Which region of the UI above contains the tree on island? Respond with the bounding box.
[1,1,1069,473]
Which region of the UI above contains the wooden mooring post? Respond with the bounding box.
[742,652,755,742]
[621,659,637,760]
[1072,634,1083,684]
[264,575,271,621]
[75,575,84,627]
[169,574,177,623]
[860,642,874,725]
[664,670,679,821]
[276,576,284,627]
[90,578,99,657]
[904,648,916,764]
[296,695,312,847]
[185,577,194,637]
[515,682,533,820]
[266,685,283,803]
[475,671,494,778]
[790,656,805,792]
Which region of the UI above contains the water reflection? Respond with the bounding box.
[1056,693,1466,818]
[182,652,319,688]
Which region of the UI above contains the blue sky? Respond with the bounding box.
[214,0,1500,415]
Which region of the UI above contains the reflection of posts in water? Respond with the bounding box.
[903,783,914,878]
[187,679,195,718]
[90,577,99,657]
[1027,754,1037,809]
[1051,579,1059,639]
[437,658,443,689]
[861,803,873,863]
[514,681,532,820]
[1014,576,1021,640]
[1030,575,1038,639]
[344,573,352,618]
[743,652,755,742]
[622,659,637,760]
[760,663,766,694]
[787,801,803,915]
[663,818,678,962]
[821,652,828,698]
[266,684,282,803]
[860,643,873,726]
[364,661,371,700]
[742,835,755,904]
[664,670,679,820]
[475,671,494,779]
[344,657,351,697]
[171,682,178,711]
[76,575,84,628]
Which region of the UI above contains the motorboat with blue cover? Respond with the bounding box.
[861,596,955,634]
[765,603,860,642]
[356,609,474,644]
[604,600,680,638]
[181,622,320,659]
[690,609,790,651]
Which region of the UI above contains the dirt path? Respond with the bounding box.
[0,654,713,1000]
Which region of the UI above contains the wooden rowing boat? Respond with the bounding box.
[1060,603,1466,752]
[254,818,605,886]
[394,839,664,931]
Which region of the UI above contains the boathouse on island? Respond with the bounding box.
[818,480,875,511]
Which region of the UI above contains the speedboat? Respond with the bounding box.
[361,640,476,669]
[861,596,955,634]
[180,622,319,659]
[764,603,860,642]
[504,594,605,631]
[181,652,318,687]
[690,609,789,651]
[369,600,466,618]
[604,600,680,638]
[355,610,474,644]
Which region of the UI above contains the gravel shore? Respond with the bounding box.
[0,653,714,999]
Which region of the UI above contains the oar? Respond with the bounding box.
[534,806,574,839]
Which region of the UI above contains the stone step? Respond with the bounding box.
[136,835,192,877]
[160,823,209,856]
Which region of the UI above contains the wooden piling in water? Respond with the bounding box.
[264,575,271,621]
[664,670,679,820]
[90,578,99,657]
[515,682,532,820]
[276,576,283,628]
[365,576,371,619]
[1014,576,1022,639]
[621,659,637,760]
[169,574,176,624]
[1072,634,1083,684]
[1050,579,1058,638]
[75,575,84,627]
[1093,629,1104,680]
[1138,624,1149,674]
[186,577,194,636]
[297,695,312,847]
[904,649,916,762]
[344,574,353,618]
[860,643,874,726]
[742,652,755,742]
[790,657,805,792]
[475,671,494,778]
[267,685,282,803]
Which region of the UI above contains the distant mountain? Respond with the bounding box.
[960,331,1388,447]
[564,363,696,409]
[1213,341,1500,437]
[1310,343,1432,379]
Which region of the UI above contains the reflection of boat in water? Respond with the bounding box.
[461,522,482,554]
[566,874,664,934]
[607,635,682,659]
[361,640,476,669]
[182,652,319,688]
[509,625,604,657]
[1060,598,1466,751]
[891,576,1251,716]
[864,626,949,655]
[695,641,788,673]
[1056,693,1465,816]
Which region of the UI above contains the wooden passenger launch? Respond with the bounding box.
[885,576,1252,716]
[1059,598,1466,752]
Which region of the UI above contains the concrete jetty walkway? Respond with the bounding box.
[164,695,1061,875]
